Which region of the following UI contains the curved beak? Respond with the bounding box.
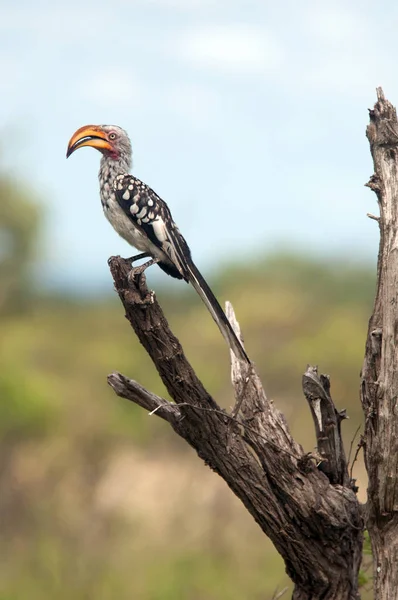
[66,125,112,158]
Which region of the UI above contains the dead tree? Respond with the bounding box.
[361,88,398,599]
[106,88,398,599]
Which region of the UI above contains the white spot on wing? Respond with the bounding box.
[136,207,147,219]
[152,218,168,242]
[122,190,130,200]
[148,199,154,207]
[130,204,139,215]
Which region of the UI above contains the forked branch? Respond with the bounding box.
[107,255,362,600]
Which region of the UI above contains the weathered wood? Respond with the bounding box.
[362,87,398,598]
[108,255,363,599]
[302,365,350,487]
[108,372,181,424]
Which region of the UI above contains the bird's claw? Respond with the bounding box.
[127,266,146,295]
[130,259,156,276]
[127,257,160,291]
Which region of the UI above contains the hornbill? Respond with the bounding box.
[67,124,250,364]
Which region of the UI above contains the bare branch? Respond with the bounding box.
[108,255,219,413]
[108,372,181,424]
[225,300,252,420]
[349,436,364,483]
[367,212,380,222]
[271,587,289,600]
[347,424,361,467]
[107,254,363,599]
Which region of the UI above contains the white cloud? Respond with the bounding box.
[0,4,111,43]
[0,57,25,91]
[177,25,284,74]
[306,4,368,45]
[164,83,220,125]
[81,68,144,109]
[139,0,213,8]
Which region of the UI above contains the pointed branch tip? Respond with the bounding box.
[367,213,380,222]
[376,87,385,102]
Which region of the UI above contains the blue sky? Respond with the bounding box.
[0,0,394,291]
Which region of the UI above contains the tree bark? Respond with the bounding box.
[362,87,398,599]
[107,257,363,599]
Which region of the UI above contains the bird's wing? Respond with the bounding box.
[113,174,191,280]
[113,174,250,363]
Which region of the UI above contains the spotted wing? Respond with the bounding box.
[113,174,191,280]
[114,175,250,363]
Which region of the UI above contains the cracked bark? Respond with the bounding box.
[362,87,398,599]
[107,256,362,599]
[303,366,350,487]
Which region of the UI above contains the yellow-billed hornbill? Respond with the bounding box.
[67,124,250,363]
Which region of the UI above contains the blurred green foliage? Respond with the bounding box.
[0,165,40,314]
[358,531,373,591]
[0,164,374,598]
[0,255,375,600]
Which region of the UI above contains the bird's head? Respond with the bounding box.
[66,124,132,161]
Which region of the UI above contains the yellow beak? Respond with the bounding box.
[66,125,112,158]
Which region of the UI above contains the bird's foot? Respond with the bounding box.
[131,257,159,276]
[128,257,160,292]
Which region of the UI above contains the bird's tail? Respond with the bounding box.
[185,259,250,364]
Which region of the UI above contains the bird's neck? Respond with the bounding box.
[99,154,131,185]
[99,154,131,209]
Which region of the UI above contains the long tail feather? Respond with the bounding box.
[185,259,250,364]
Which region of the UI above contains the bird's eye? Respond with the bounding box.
[109,132,116,140]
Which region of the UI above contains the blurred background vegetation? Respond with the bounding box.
[0,161,374,599]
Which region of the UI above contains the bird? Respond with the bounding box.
[66,124,250,364]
